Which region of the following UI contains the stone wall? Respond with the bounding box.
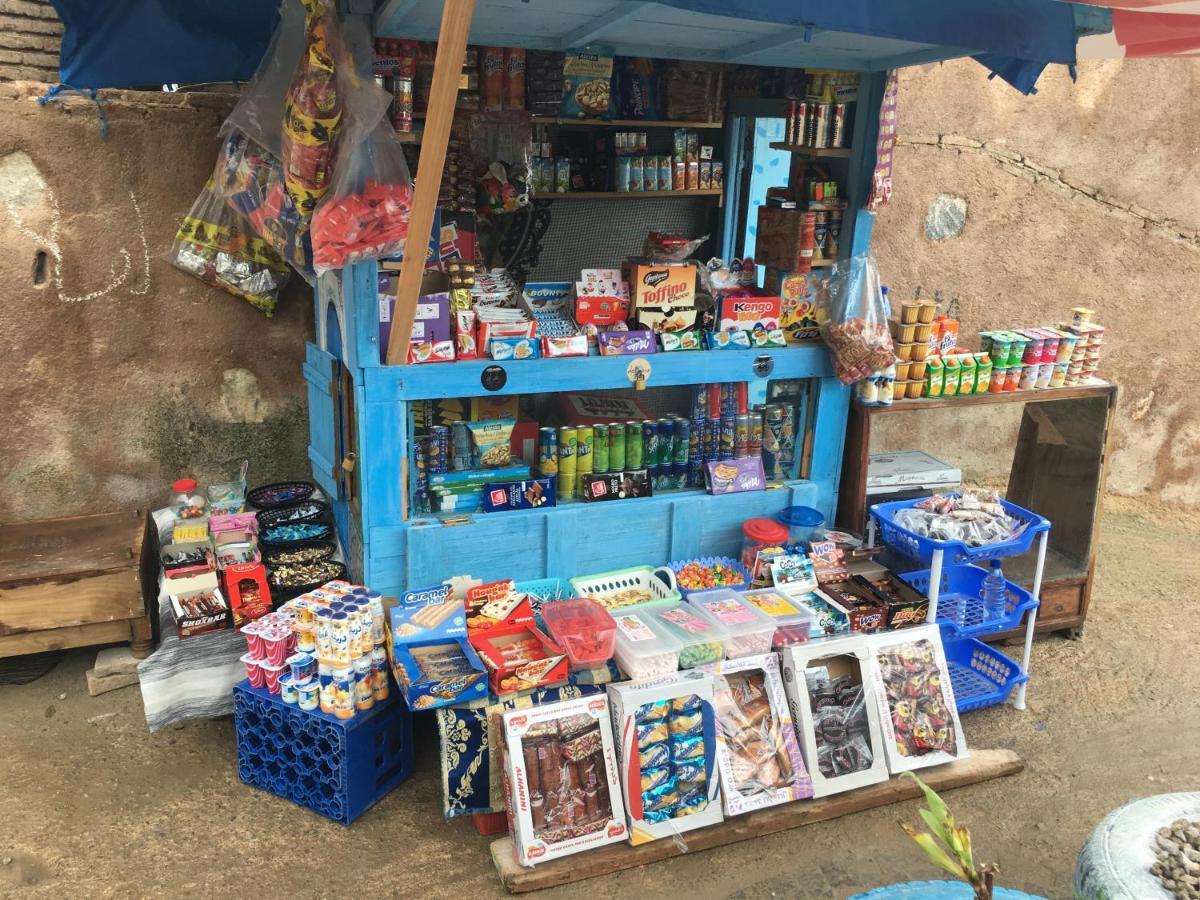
[0,0,61,83]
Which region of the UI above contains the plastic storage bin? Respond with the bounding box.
[516,577,579,620]
[869,495,1051,565]
[541,598,618,670]
[741,588,815,648]
[570,565,680,611]
[611,608,683,681]
[668,556,752,599]
[940,636,1028,713]
[649,602,729,668]
[686,589,777,657]
[900,565,1038,639]
[233,679,413,824]
[776,505,825,546]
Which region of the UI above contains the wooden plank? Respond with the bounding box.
[531,117,723,129]
[0,571,143,636]
[836,399,871,532]
[540,190,723,200]
[865,381,1115,414]
[491,749,1024,893]
[385,0,475,365]
[768,143,853,158]
[0,510,142,587]
[0,620,133,658]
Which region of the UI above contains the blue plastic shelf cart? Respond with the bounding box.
[868,496,1051,711]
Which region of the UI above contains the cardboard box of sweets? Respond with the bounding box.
[167,571,231,638]
[628,262,698,333]
[466,580,569,694]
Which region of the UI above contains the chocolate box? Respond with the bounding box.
[482,478,556,512]
[167,571,231,638]
[704,457,766,494]
[630,263,698,333]
[378,268,453,359]
[598,329,657,356]
[606,671,724,844]
[582,469,652,502]
[718,295,782,332]
[850,573,930,630]
[222,561,272,627]
[819,583,887,634]
[464,579,534,632]
[499,695,628,866]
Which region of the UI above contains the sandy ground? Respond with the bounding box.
[1,496,1198,900]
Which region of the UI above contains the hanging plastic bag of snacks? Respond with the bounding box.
[171,180,291,316]
[311,118,413,273]
[820,254,894,384]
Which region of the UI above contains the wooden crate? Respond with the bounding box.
[0,510,154,658]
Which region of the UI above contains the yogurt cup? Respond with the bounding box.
[241,653,266,688]
[261,660,286,695]
[262,627,290,666]
[279,672,299,705]
[1035,362,1054,389]
[1004,364,1022,392]
[1018,363,1039,390]
[989,365,1007,393]
[240,623,265,661]
[286,651,316,686]
[297,681,320,711]
[917,300,937,324]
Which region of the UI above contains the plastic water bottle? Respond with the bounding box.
[982,560,1007,621]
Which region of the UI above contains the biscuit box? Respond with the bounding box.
[778,634,891,798]
[470,617,569,695]
[498,695,628,866]
[558,393,652,426]
[607,671,724,844]
[630,263,697,333]
[385,582,489,711]
[463,579,534,632]
[696,653,813,815]
[718,295,782,332]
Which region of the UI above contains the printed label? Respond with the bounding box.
[615,614,655,642]
[745,591,798,618]
[701,599,754,625]
[658,608,712,635]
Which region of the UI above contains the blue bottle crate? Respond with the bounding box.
[869,494,1050,566]
[900,565,1038,640]
[941,634,1028,713]
[233,680,413,825]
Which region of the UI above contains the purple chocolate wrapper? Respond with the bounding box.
[599,329,657,356]
[704,457,767,494]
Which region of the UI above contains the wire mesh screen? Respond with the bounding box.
[527,197,718,280]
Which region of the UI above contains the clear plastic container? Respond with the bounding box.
[740,517,791,580]
[170,478,208,520]
[741,587,815,648]
[541,598,618,669]
[612,609,682,681]
[650,602,729,668]
[776,505,825,547]
[686,589,777,657]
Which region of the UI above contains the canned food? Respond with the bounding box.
[673,418,690,466]
[576,426,594,475]
[657,419,675,472]
[642,420,660,474]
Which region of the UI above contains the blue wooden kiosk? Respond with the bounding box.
[303,0,1087,596]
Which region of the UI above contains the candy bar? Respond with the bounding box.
[636,719,669,749]
[668,710,704,738]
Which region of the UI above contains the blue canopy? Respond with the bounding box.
[50,0,1083,93]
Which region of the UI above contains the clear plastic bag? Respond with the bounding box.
[711,671,795,796]
[311,119,413,273]
[223,0,308,155]
[821,254,895,384]
[170,180,291,316]
[464,111,533,216]
[643,231,708,262]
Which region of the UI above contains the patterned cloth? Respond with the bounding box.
[436,663,618,817]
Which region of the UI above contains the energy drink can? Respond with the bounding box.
[452,421,471,471]
[719,416,736,460]
[831,103,847,148]
[657,419,675,472]
[643,420,660,475]
[734,414,750,459]
[576,426,594,476]
[392,76,414,133]
[538,427,558,476]
[763,404,787,479]
[593,424,609,474]
[749,409,764,458]
[704,417,720,462]
[626,422,644,469]
[673,418,690,466]
[429,426,449,474]
[609,422,626,472]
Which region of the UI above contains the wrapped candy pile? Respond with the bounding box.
[892,489,1024,547]
[311,177,413,271]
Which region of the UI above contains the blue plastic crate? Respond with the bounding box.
[233,680,413,825]
[869,494,1050,565]
[667,556,752,600]
[516,577,578,622]
[941,635,1028,713]
[900,565,1038,640]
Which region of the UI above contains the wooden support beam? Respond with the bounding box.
[723,25,814,63]
[559,1,649,50]
[490,748,1023,893]
[373,0,421,35]
[384,0,474,365]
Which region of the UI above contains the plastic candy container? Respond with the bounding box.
[170,478,208,519]
[541,598,618,669]
[741,588,815,648]
[776,506,825,547]
[741,518,791,580]
[651,604,729,668]
[613,610,683,680]
[686,589,776,657]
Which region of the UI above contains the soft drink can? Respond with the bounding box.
[671,461,687,489]
[688,418,702,464]
[452,421,471,471]
[392,76,414,132]
[734,414,750,459]
[609,422,626,471]
[673,417,690,465]
[720,383,737,417]
[719,416,736,460]
[749,409,764,458]
[704,417,720,461]
[538,427,558,476]
[429,426,450,474]
[626,422,644,469]
[642,420,659,474]
[688,456,704,488]
[690,384,708,421]
[657,419,675,470]
[576,426,594,475]
[593,424,609,473]
[558,426,578,499]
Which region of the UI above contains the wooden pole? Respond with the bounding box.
[384,0,474,365]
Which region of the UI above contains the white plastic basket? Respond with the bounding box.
[569,565,680,611]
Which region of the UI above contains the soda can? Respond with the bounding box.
[673,418,690,465]
[704,417,720,462]
[429,426,450,474]
[719,416,736,460]
[609,422,626,472]
[642,420,659,474]
[690,384,708,422]
[626,422,644,469]
[831,103,847,148]
[557,426,578,477]
[734,414,750,459]
[452,421,471,471]
[557,472,576,501]
[657,419,675,471]
[593,424,610,474]
[392,76,414,133]
[576,426,594,476]
[538,427,558,476]
[749,409,764,458]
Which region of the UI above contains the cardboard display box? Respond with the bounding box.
[167,571,231,638]
[386,582,489,710]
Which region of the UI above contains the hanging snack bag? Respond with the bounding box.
[171,180,292,316]
[560,46,614,119]
[821,254,894,384]
[311,119,414,273]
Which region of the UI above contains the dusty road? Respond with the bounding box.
[2,497,1197,899]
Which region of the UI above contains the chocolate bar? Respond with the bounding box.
[582,469,653,502]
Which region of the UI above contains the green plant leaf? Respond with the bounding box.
[956,824,975,867]
[902,824,969,881]
[903,772,951,824]
[906,772,959,851]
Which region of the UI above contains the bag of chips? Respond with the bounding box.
[560,46,613,119]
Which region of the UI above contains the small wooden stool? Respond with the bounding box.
[0,510,155,659]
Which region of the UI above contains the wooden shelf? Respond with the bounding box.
[532,116,722,129]
[811,258,835,268]
[394,129,421,143]
[538,189,723,200]
[861,379,1114,413]
[769,142,853,158]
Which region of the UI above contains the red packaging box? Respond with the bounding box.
[469,622,568,695]
[223,562,272,627]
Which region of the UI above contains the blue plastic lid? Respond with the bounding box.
[777,506,824,528]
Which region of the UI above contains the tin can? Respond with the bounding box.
[538,427,558,476]
[626,422,644,469]
[704,417,720,461]
[392,77,414,132]
[642,420,659,474]
[690,384,708,421]
[688,417,702,463]
[576,426,594,475]
[429,426,450,474]
[763,405,787,479]
[657,419,675,472]
[452,421,471,471]
[749,409,764,457]
[609,422,626,471]
[557,426,577,499]
[670,461,687,490]
[593,424,610,473]
[557,472,576,501]
[720,383,737,417]
[830,102,847,148]
[673,418,690,466]
[687,456,704,488]
[734,414,750,459]
[615,157,632,192]
[719,416,736,460]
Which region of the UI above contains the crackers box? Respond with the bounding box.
[630,263,697,333]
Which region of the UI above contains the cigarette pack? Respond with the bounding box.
[385,582,488,710]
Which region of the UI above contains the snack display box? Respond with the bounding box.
[685,589,777,657]
[611,609,683,682]
[741,587,815,648]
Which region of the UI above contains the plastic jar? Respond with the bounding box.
[776,506,825,547]
[170,478,208,519]
[741,516,790,571]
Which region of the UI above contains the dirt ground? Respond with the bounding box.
[1,495,1198,900]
